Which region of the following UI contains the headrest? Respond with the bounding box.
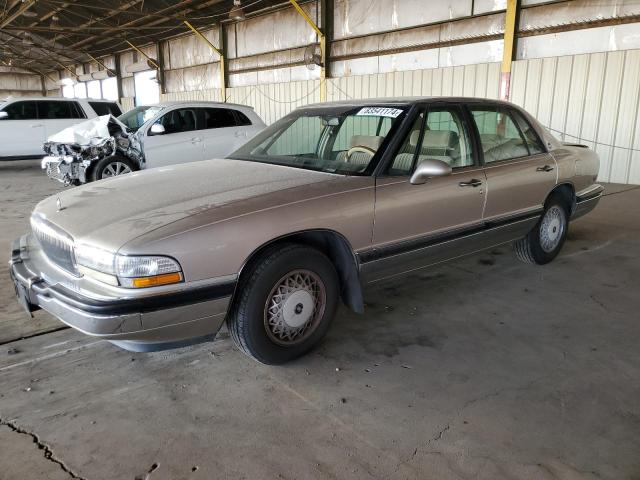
[423,130,457,149]
[349,135,384,151]
[409,130,457,149]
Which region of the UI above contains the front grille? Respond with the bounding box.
[31,215,77,274]
[45,161,64,181]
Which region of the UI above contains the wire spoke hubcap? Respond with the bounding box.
[264,269,326,346]
[102,161,131,178]
[540,205,565,252]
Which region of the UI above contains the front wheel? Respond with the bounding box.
[227,244,339,365]
[89,156,136,182]
[514,193,569,265]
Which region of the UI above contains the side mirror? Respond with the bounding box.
[0,111,8,120]
[409,159,452,185]
[149,123,165,135]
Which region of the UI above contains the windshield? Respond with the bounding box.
[228,105,407,175]
[117,105,164,131]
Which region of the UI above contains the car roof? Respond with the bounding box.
[304,96,517,108]
[2,96,116,102]
[145,100,255,110]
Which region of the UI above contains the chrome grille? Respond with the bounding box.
[31,215,77,274]
[45,161,64,182]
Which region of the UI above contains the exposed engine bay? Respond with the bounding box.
[42,115,144,186]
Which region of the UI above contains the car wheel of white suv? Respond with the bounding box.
[227,244,339,365]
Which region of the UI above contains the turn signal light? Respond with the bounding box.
[131,272,182,288]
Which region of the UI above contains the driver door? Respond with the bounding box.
[142,107,205,168]
[362,105,486,282]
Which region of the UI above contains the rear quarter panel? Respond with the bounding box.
[551,145,600,193]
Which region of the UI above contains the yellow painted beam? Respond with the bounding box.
[289,0,326,101]
[183,20,226,102]
[55,60,79,80]
[125,40,160,69]
[500,0,519,100]
[86,53,116,76]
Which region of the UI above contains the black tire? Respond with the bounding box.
[514,192,570,265]
[227,244,339,365]
[89,155,136,182]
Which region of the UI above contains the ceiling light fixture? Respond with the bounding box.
[228,0,245,21]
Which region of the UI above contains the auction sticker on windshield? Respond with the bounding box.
[356,107,403,118]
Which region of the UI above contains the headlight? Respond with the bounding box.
[75,244,183,288]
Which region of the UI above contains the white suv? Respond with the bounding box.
[0,97,122,159]
[42,101,266,185]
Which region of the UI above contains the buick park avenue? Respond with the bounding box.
[10,98,603,364]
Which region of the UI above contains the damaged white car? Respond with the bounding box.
[42,101,265,185]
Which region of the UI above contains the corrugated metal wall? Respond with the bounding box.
[510,49,640,184]
[161,50,639,185]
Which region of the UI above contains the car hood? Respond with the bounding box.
[47,114,130,145]
[34,159,340,251]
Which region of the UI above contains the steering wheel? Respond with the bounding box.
[345,145,377,162]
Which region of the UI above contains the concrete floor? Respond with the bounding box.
[1,160,639,480]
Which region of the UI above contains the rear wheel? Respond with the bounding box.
[227,244,339,365]
[90,156,136,182]
[514,193,569,265]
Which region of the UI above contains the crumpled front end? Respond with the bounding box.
[42,137,116,185]
[41,115,143,186]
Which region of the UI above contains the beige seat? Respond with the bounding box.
[390,129,459,172]
[336,135,384,166]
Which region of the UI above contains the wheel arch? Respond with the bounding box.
[548,182,576,215]
[232,229,364,314]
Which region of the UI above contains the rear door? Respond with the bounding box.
[364,104,487,282]
[142,107,204,168]
[468,105,556,222]
[38,100,87,139]
[199,107,248,159]
[0,100,43,156]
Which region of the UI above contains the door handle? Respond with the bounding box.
[234,131,246,137]
[459,179,483,187]
[190,137,202,143]
[30,124,43,128]
[536,165,554,172]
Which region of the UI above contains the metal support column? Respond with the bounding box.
[290,0,326,102]
[500,0,520,100]
[184,20,227,102]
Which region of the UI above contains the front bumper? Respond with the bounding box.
[41,156,88,185]
[9,237,234,352]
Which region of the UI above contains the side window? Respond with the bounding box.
[1,101,37,120]
[200,108,237,129]
[510,109,545,155]
[89,102,121,117]
[333,116,392,154]
[37,101,84,119]
[387,112,425,176]
[470,107,529,163]
[156,108,197,134]
[387,107,473,176]
[233,110,252,126]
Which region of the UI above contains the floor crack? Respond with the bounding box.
[0,417,87,480]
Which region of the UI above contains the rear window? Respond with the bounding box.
[89,101,122,117]
[233,110,252,126]
[37,100,85,119]
[199,108,238,129]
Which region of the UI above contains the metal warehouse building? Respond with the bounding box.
[1,1,639,479]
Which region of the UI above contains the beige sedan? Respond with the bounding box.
[10,98,603,364]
